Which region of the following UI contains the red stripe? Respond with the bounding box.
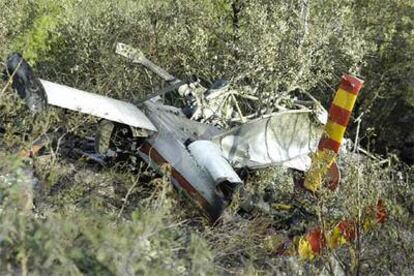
[318,137,341,153]
[138,143,213,213]
[328,104,352,127]
[339,74,364,95]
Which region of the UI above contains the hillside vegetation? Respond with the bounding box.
[0,0,413,274]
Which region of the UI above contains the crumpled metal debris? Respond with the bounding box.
[116,43,256,126]
[212,110,325,170]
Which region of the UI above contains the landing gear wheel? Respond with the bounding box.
[94,120,142,163]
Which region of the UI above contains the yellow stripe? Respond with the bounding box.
[304,150,336,192]
[332,88,357,112]
[298,238,316,260]
[325,121,346,144]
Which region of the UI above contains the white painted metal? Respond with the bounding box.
[212,110,324,169]
[188,140,242,185]
[40,79,157,132]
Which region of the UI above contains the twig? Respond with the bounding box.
[0,59,22,99]
[357,146,380,161]
[117,165,142,219]
[353,113,364,153]
[231,93,246,123]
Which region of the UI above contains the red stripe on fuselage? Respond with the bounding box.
[138,143,213,214]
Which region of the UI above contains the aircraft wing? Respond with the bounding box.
[212,110,325,170]
[40,79,157,132]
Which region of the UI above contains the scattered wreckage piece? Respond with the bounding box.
[2,51,330,222]
[18,133,55,158]
[276,200,387,260]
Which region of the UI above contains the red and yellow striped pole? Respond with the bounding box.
[304,74,364,192]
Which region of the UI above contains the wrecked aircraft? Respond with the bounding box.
[4,44,329,221]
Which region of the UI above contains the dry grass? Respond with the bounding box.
[1,137,412,274]
[0,0,413,274]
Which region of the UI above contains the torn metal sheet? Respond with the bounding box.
[282,155,313,172]
[40,80,157,132]
[143,101,221,140]
[190,80,235,124]
[212,110,325,169]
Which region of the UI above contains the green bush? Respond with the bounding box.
[0,0,413,274]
